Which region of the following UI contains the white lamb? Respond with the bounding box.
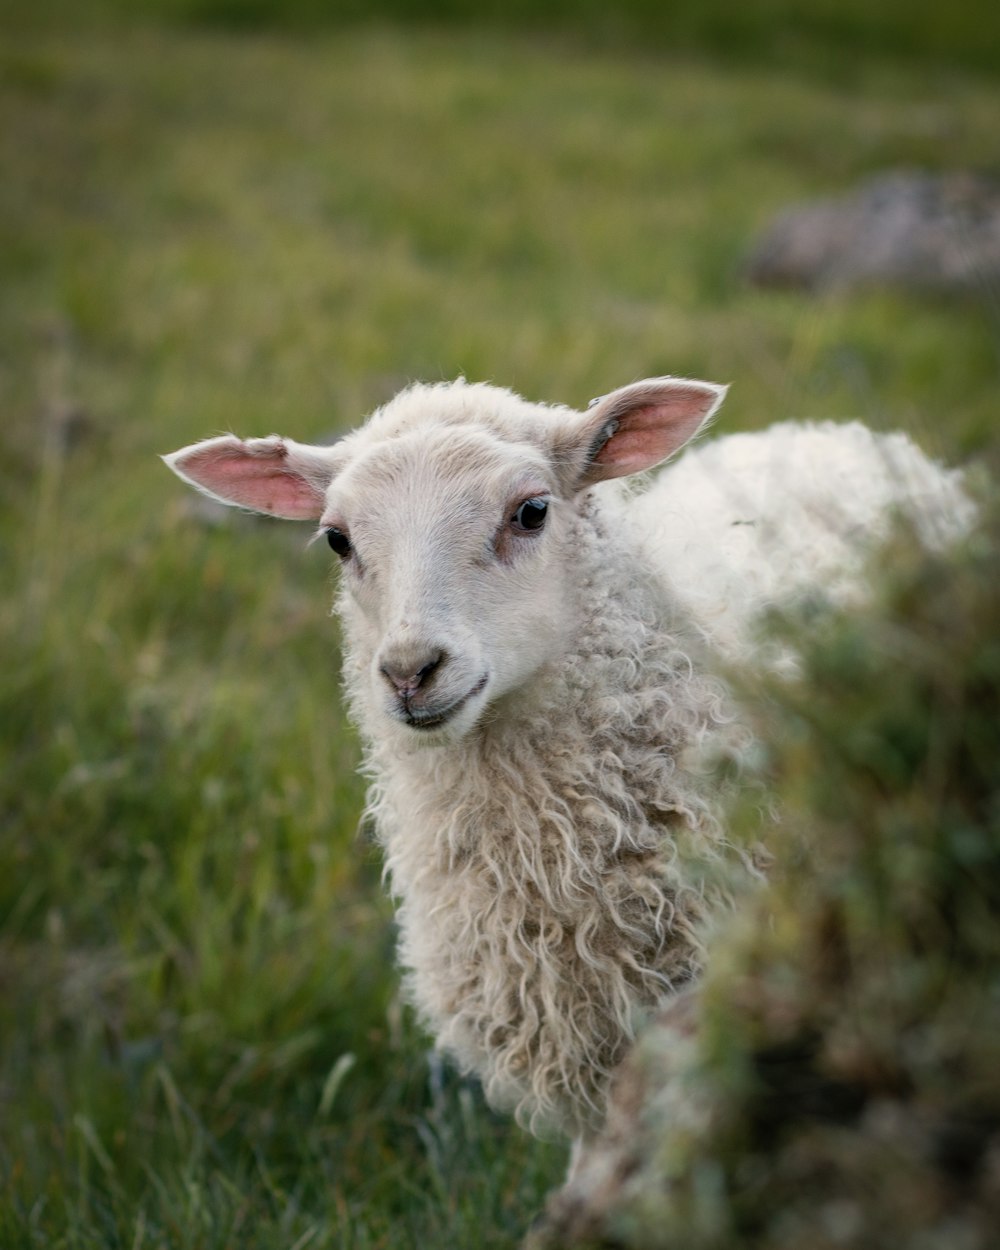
[164,377,970,1141]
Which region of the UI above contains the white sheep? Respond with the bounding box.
[164,377,970,1141]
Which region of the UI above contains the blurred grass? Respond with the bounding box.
[8,0,1000,82]
[0,4,998,1247]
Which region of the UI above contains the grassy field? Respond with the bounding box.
[1,8,998,1248]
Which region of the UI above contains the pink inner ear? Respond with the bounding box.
[168,437,327,520]
[589,382,723,481]
[592,404,698,476]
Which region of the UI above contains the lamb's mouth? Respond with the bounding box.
[404,673,489,730]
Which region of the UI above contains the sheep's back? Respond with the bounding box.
[626,420,972,662]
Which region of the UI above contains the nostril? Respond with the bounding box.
[415,651,443,684]
[380,649,446,697]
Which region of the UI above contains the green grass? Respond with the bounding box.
[1,9,998,1247]
[9,0,1000,83]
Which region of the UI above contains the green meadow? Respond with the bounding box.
[1,5,997,1246]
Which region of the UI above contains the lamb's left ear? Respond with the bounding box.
[563,377,727,491]
[163,434,341,520]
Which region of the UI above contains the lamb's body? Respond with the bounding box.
[164,377,971,1140]
[639,420,973,662]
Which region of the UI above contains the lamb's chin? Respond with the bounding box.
[383,690,491,748]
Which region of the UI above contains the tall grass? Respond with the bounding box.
[1,8,997,1247]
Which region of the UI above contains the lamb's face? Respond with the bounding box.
[163,376,726,745]
[323,423,575,743]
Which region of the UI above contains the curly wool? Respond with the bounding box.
[344,493,736,1137]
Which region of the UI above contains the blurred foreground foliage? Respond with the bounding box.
[532,498,1000,1248]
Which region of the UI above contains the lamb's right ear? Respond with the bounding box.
[162,435,339,520]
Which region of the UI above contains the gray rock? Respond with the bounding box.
[746,170,1000,294]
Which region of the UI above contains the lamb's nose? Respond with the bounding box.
[379,648,445,699]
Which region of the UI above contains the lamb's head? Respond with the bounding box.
[164,376,725,742]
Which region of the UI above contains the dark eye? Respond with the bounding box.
[512,497,549,532]
[326,527,352,558]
